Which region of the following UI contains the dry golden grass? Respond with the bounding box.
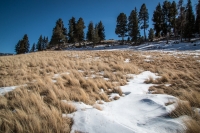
[0,50,200,132]
[0,51,141,132]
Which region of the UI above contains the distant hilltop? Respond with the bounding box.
[0,53,14,56]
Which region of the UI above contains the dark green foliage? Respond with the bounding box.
[152,3,162,37]
[15,40,21,54]
[195,0,200,34]
[97,21,105,42]
[139,4,149,41]
[76,17,85,44]
[184,0,195,41]
[148,28,154,42]
[177,0,185,41]
[128,7,140,45]
[169,1,178,36]
[15,34,30,54]
[93,24,100,45]
[30,43,36,52]
[50,18,67,48]
[37,35,48,51]
[86,22,94,42]
[115,13,128,42]
[68,17,76,43]
[161,0,171,36]
[37,35,43,51]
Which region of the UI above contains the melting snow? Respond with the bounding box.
[69,71,184,133]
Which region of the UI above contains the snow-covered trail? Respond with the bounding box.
[68,71,185,133]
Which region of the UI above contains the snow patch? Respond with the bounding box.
[70,71,184,133]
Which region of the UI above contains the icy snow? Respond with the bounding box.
[69,71,184,133]
[0,86,18,95]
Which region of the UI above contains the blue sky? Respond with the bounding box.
[0,0,197,53]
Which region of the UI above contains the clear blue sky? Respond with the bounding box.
[0,0,197,53]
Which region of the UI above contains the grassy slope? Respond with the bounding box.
[0,50,200,132]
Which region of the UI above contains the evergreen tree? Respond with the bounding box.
[15,40,21,54]
[45,37,49,49]
[115,13,128,43]
[50,18,67,48]
[68,17,76,43]
[86,22,94,42]
[128,7,140,45]
[161,0,171,36]
[148,28,154,42]
[139,4,149,41]
[184,0,195,41]
[37,35,43,51]
[195,0,200,34]
[152,3,162,37]
[92,24,100,46]
[76,17,85,45]
[30,43,35,52]
[177,0,185,42]
[169,1,178,36]
[97,21,105,42]
[15,34,30,54]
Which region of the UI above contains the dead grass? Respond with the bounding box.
[0,50,200,132]
[93,104,103,111]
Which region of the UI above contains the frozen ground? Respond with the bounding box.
[66,39,200,52]
[67,71,185,133]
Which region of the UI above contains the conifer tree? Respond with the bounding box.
[184,0,195,41]
[76,17,85,45]
[148,28,154,42]
[50,18,67,48]
[161,0,171,36]
[152,3,162,37]
[177,0,185,42]
[92,24,100,45]
[97,21,105,42]
[195,0,200,34]
[115,13,128,43]
[30,43,35,52]
[139,4,149,41]
[86,22,94,42]
[68,17,76,43]
[128,7,140,45]
[169,1,178,36]
[15,40,21,54]
[37,35,43,51]
[15,34,30,54]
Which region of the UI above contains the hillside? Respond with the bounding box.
[0,48,200,132]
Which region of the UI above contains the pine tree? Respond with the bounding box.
[152,3,162,37]
[177,0,185,42]
[128,7,140,45]
[50,18,67,49]
[30,43,35,52]
[92,24,100,46]
[169,1,178,36]
[76,17,85,45]
[68,17,76,43]
[195,0,200,34]
[15,40,21,54]
[184,0,195,41]
[45,37,49,49]
[139,4,149,41]
[161,0,171,36]
[86,22,94,42]
[37,35,43,51]
[115,13,128,43]
[97,21,105,42]
[15,34,30,54]
[148,28,154,42]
